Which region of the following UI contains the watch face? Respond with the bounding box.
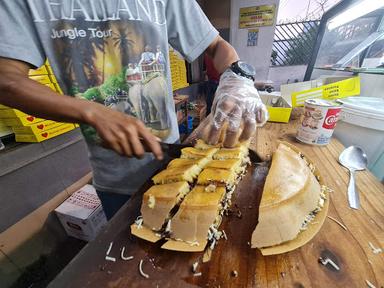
[238,61,256,76]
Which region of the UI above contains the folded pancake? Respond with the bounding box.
[152,164,201,184]
[167,157,209,169]
[213,147,248,160]
[197,168,237,187]
[205,159,243,174]
[181,147,218,159]
[170,185,226,243]
[194,139,222,150]
[194,139,251,150]
[251,143,322,248]
[141,182,190,231]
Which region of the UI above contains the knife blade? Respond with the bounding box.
[140,137,192,158]
[159,142,192,158]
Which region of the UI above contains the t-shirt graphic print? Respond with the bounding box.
[51,19,172,142]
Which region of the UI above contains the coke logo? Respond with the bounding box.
[323,108,341,129]
[325,115,337,126]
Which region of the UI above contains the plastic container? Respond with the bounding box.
[187,116,194,132]
[334,97,384,181]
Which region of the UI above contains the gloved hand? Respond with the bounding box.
[203,69,268,147]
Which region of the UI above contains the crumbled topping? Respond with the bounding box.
[105,256,116,262]
[106,242,113,255]
[120,247,134,261]
[134,216,144,229]
[139,259,149,279]
[300,186,328,231]
[318,257,340,270]
[368,242,382,254]
[148,195,155,209]
[366,280,376,288]
[192,262,199,273]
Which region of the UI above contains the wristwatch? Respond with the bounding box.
[230,61,256,81]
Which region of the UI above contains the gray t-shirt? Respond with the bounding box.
[0,0,218,194]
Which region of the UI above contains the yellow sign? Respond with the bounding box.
[291,77,361,107]
[239,5,276,28]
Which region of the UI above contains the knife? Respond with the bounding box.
[140,138,192,158]
[158,142,193,158]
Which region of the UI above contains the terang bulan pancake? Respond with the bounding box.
[251,143,327,253]
[140,182,190,231]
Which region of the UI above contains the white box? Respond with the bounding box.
[55,184,107,242]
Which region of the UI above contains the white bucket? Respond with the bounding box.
[334,97,384,181]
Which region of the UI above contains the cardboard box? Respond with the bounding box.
[0,109,29,119]
[55,185,107,242]
[0,123,13,137]
[0,104,9,109]
[1,115,45,126]
[44,82,57,92]
[260,92,292,123]
[11,120,62,134]
[29,74,52,85]
[46,62,54,75]
[48,73,58,84]
[53,82,63,94]
[28,65,49,76]
[15,123,75,142]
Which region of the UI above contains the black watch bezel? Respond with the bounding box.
[230,61,256,81]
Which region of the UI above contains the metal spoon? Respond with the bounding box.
[338,146,368,209]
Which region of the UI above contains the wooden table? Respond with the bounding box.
[49,120,384,288]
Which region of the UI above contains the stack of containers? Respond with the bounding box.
[169,48,189,91]
[0,118,13,138]
[0,61,77,143]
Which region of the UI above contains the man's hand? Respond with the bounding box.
[83,103,163,160]
[203,69,268,147]
[0,57,163,160]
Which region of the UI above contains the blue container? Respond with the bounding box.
[187,116,194,132]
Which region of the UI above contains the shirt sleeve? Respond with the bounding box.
[0,0,45,68]
[166,0,219,63]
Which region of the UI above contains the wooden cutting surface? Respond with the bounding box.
[49,119,384,288]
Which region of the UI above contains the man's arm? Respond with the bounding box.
[205,36,239,74]
[0,57,162,159]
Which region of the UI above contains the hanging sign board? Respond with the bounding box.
[239,5,276,28]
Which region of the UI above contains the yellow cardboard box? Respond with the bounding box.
[29,75,52,85]
[0,126,13,137]
[0,109,28,119]
[44,82,57,92]
[54,83,63,94]
[46,62,54,75]
[1,115,45,126]
[48,73,58,84]
[260,92,292,123]
[0,104,9,109]
[11,120,62,134]
[28,65,49,76]
[15,123,75,142]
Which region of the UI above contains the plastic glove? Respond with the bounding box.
[203,69,268,147]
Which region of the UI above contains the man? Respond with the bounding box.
[204,53,220,115]
[0,0,267,219]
